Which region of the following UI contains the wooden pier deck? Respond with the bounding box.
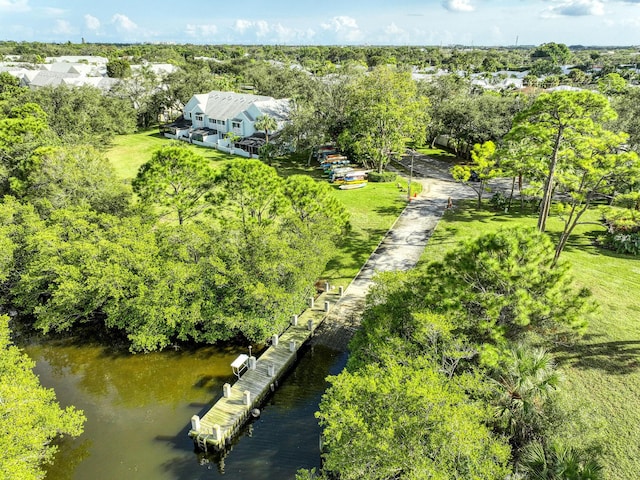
[189,287,342,451]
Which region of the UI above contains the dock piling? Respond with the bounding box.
[191,415,201,432]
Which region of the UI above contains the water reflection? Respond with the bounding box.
[23,336,345,480]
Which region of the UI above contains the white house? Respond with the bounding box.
[163,90,291,158]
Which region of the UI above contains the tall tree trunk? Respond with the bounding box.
[508,176,516,210]
[538,127,564,232]
[553,204,586,265]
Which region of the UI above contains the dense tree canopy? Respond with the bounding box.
[352,227,593,364]
[418,227,593,348]
[318,358,512,480]
[6,159,348,352]
[0,314,85,480]
[106,57,131,78]
[23,85,136,148]
[11,145,131,216]
[338,66,429,173]
[531,43,571,64]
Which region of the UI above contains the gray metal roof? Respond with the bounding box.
[27,70,80,87]
[201,91,274,120]
[253,98,291,123]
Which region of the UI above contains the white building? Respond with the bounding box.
[163,90,290,158]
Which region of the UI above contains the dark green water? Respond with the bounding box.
[24,339,346,480]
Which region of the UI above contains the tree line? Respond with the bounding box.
[3,41,640,76]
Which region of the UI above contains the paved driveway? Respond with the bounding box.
[313,156,476,351]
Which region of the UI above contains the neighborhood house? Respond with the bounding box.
[163,90,291,158]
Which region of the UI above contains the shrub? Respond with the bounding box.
[598,206,640,255]
[490,192,508,211]
[599,232,640,255]
[368,171,397,183]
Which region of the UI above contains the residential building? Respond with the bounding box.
[163,90,291,158]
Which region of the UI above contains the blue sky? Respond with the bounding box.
[1,0,639,46]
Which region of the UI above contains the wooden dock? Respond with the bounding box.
[189,287,342,452]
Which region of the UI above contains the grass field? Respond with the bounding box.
[106,133,410,290]
[106,129,237,179]
[424,202,640,480]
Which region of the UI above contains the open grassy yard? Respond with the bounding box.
[106,129,237,179]
[424,202,640,480]
[106,133,409,292]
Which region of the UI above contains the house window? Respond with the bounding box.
[195,115,203,122]
[208,118,215,124]
[232,121,241,129]
[217,120,225,125]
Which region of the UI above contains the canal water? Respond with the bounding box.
[23,338,347,480]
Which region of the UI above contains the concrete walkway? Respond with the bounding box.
[313,157,475,351]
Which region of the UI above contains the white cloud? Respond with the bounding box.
[321,15,359,31]
[271,23,315,43]
[186,23,218,37]
[232,19,271,38]
[229,19,314,43]
[0,0,30,12]
[321,16,363,42]
[256,20,270,37]
[111,13,137,32]
[384,22,403,35]
[234,19,252,33]
[53,19,73,35]
[84,14,100,31]
[442,0,475,12]
[541,0,605,18]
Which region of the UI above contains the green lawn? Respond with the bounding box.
[424,202,640,480]
[415,146,464,165]
[106,129,236,179]
[106,133,409,291]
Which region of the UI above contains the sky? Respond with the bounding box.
[1,0,639,46]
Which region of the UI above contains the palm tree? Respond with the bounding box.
[254,114,278,144]
[225,131,241,154]
[518,441,604,480]
[494,344,561,449]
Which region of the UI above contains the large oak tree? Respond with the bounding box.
[338,66,429,173]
